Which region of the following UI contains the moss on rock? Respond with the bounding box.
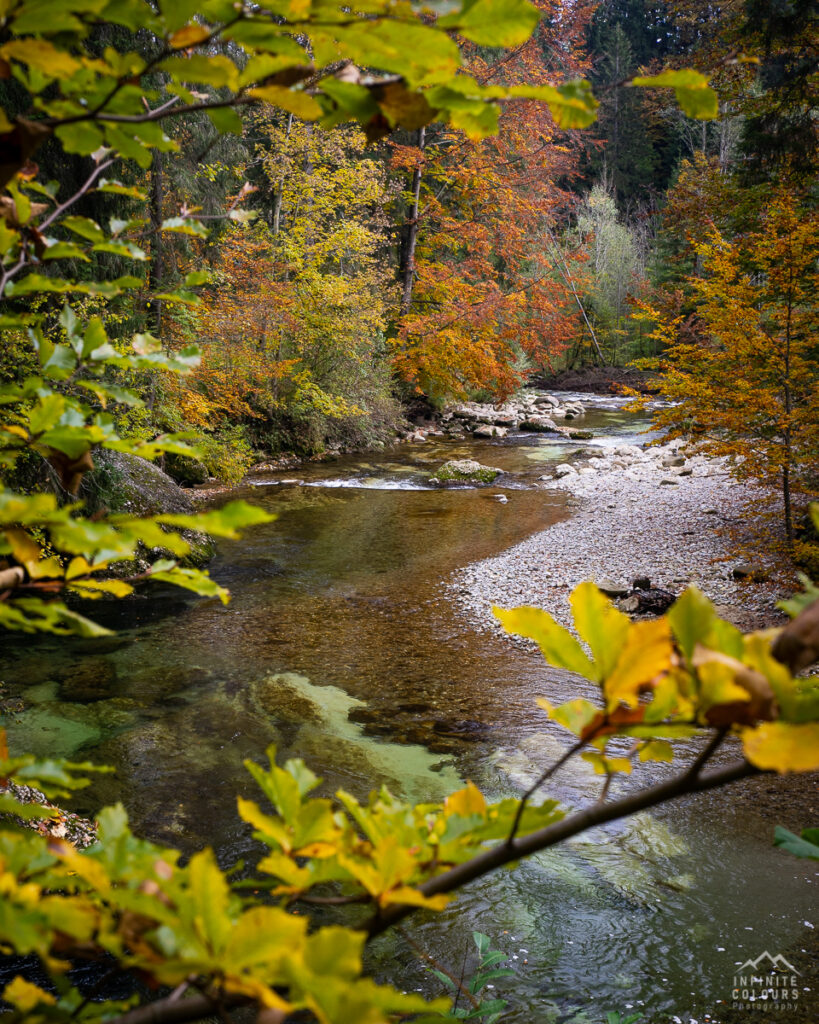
[83,451,215,568]
[431,459,502,485]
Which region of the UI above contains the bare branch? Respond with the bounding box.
[365,757,760,939]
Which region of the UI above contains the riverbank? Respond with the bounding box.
[451,438,787,635]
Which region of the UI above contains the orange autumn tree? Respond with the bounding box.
[649,187,819,545]
[390,0,596,402]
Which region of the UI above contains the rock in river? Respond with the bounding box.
[430,459,502,485]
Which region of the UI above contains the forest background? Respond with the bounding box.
[2,0,814,515]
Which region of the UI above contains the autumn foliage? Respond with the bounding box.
[647,187,819,542]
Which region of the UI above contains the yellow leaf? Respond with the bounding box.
[69,579,134,598]
[604,618,673,710]
[581,751,632,775]
[170,24,210,48]
[544,697,601,737]
[223,906,305,971]
[638,739,674,763]
[570,582,630,680]
[444,782,486,818]
[66,556,93,580]
[294,841,338,858]
[25,556,63,580]
[742,721,819,772]
[0,39,82,77]
[5,528,41,564]
[381,886,451,910]
[188,848,231,953]
[249,85,322,120]
[2,977,56,1012]
[1,424,28,439]
[494,605,595,679]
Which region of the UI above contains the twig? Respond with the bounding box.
[397,926,480,1010]
[505,735,587,845]
[289,892,373,906]
[685,727,728,779]
[597,772,614,804]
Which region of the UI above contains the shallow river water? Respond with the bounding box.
[1,396,815,1023]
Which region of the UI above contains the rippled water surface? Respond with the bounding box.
[1,396,815,1022]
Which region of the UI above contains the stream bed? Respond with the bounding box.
[1,395,815,1023]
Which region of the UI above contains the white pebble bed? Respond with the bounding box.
[450,440,784,636]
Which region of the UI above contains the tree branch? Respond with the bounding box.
[365,757,760,939]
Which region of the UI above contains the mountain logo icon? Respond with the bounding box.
[736,951,799,975]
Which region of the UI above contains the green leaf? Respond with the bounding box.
[96,179,148,199]
[61,216,106,244]
[440,0,540,47]
[632,69,718,120]
[155,501,276,539]
[161,217,209,238]
[41,239,89,261]
[667,587,716,661]
[773,825,819,861]
[511,80,599,129]
[92,241,148,260]
[159,54,239,89]
[147,565,230,604]
[184,270,211,287]
[206,106,243,134]
[54,121,104,155]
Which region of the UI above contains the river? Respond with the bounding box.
[1,395,814,1023]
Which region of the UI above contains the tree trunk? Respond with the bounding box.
[272,113,293,237]
[401,127,425,314]
[149,150,165,341]
[544,225,605,366]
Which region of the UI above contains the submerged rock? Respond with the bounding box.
[59,657,117,702]
[431,459,502,485]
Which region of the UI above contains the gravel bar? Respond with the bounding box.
[450,439,786,636]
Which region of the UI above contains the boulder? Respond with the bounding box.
[568,429,594,440]
[473,424,507,438]
[618,588,676,615]
[520,417,560,433]
[554,464,577,478]
[84,451,215,567]
[430,459,502,485]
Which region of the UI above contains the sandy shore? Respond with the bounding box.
[450,438,786,635]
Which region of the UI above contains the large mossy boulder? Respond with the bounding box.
[83,451,215,567]
[430,459,502,485]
